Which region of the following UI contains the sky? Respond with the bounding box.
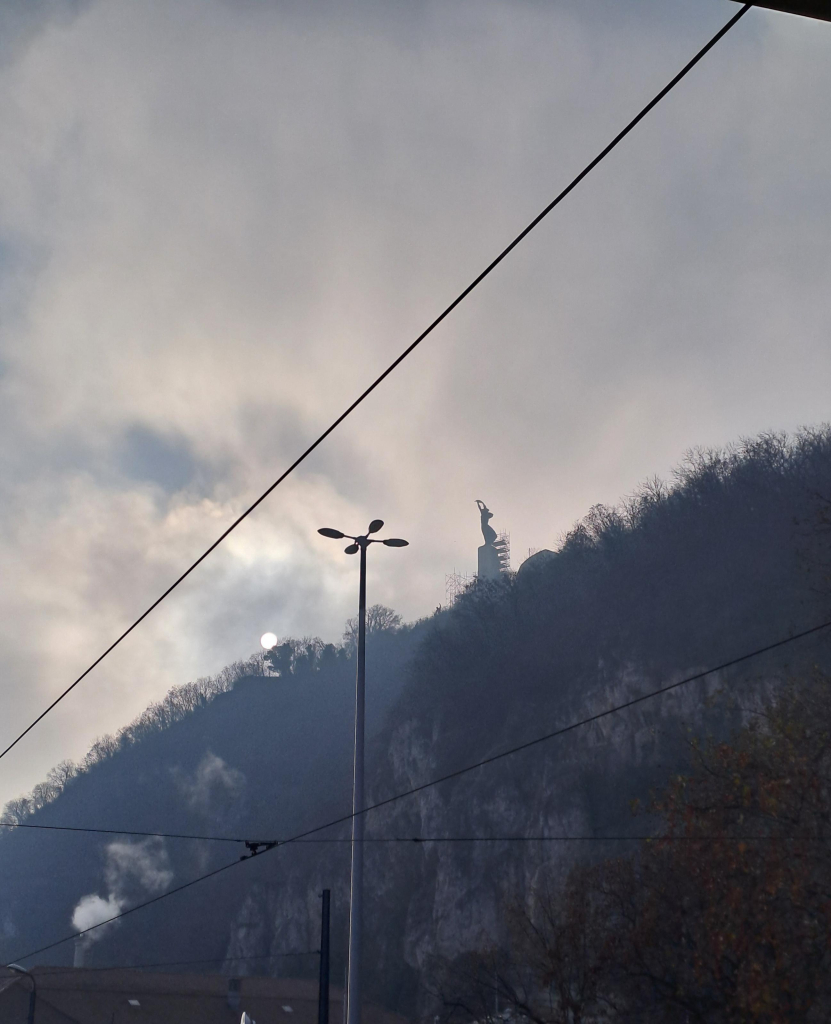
[0,0,829,806]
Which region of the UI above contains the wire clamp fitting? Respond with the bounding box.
[240,840,278,861]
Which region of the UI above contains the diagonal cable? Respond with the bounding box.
[0,3,752,763]
[0,822,249,842]
[1,822,813,844]
[23,951,318,978]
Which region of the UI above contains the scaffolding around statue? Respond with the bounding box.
[445,569,475,607]
[496,531,510,570]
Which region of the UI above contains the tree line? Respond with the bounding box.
[1,605,405,830]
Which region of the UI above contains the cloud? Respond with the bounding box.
[117,424,201,493]
[0,0,829,810]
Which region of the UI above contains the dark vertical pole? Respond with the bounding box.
[7,968,36,1024]
[346,540,367,1024]
[318,889,331,1024]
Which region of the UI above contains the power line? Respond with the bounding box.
[1,823,815,845]
[287,617,831,846]
[11,608,829,965]
[0,822,249,843]
[385,835,825,843]
[20,951,319,978]
[0,3,752,766]
[310,834,831,843]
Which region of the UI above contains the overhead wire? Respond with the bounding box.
[11,606,829,965]
[0,2,752,765]
[1,823,820,845]
[16,951,319,978]
[0,822,248,843]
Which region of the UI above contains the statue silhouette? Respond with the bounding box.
[476,499,498,546]
[476,500,504,580]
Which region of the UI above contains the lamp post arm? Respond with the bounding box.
[6,965,35,1024]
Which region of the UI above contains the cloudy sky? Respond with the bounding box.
[0,0,828,805]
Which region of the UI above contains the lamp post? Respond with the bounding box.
[6,964,35,1024]
[317,520,408,1024]
[318,888,330,1024]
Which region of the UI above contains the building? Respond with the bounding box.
[0,967,409,1024]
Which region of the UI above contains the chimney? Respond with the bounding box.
[227,978,241,1011]
[73,940,85,968]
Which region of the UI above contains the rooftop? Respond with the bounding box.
[0,967,410,1024]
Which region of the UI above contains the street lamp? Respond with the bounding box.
[6,963,36,1024]
[317,519,408,1024]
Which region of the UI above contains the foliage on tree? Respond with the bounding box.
[441,675,831,1024]
[619,675,831,1022]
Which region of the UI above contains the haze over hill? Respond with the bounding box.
[3,428,831,1017]
[1,0,830,813]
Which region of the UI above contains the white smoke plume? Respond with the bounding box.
[105,837,174,895]
[70,837,173,952]
[173,751,245,815]
[71,893,123,940]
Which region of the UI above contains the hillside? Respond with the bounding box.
[2,428,831,1017]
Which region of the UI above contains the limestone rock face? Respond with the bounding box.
[224,658,764,1019]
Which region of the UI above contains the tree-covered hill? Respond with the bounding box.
[2,428,831,1018]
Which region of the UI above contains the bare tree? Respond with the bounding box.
[47,760,78,789]
[509,865,620,1024]
[436,866,619,1024]
[1,796,32,826]
[343,605,403,647]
